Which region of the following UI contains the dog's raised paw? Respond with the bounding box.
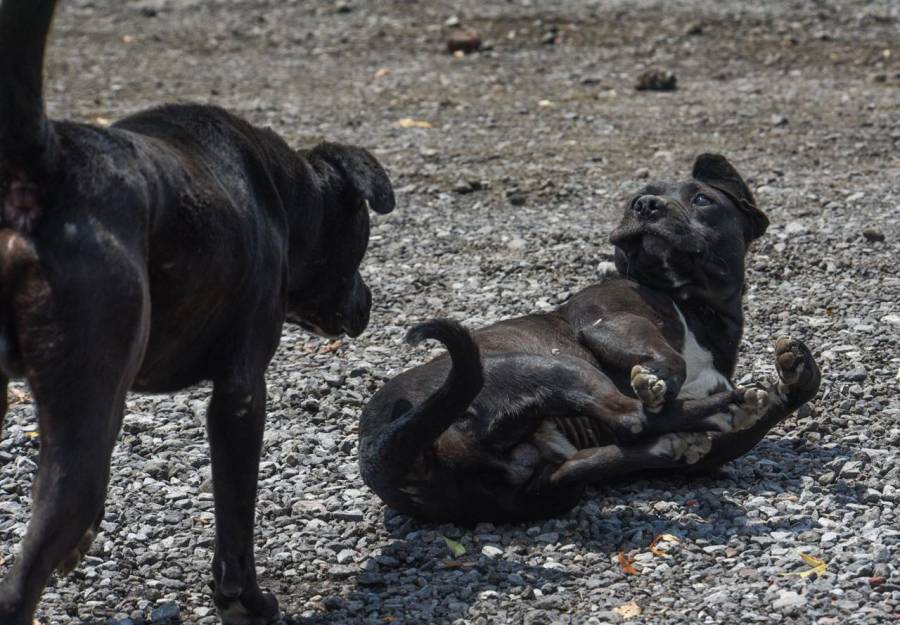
[649,432,711,464]
[631,365,667,411]
[775,336,804,385]
[774,336,821,403]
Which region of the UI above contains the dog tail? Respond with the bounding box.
[0,0,59,174]
[360,319,484,490]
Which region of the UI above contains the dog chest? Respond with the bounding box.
[673,305,732,400]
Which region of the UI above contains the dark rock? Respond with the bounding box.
[447,28,481,54]
[635,67,677,91]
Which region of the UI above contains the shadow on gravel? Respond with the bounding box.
[271,439,859,625]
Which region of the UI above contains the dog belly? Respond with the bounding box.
[673,305,732,399]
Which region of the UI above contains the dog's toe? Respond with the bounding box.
[649,432,711,464]
[630,365,667,411]
[705,387,769,433]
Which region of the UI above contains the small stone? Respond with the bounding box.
[447,28,481,54]
[482,545,504,558]
[149,602,180,621]
[635,167,650,179]
[773,590,807,611]
[771,114,788,127]
[444,15,460,27]
[332,509,365,522]
[597,261,618,277]
[862,228,885,242]
[453,181,476,194]
[869,576,887,588]
[336,548,356,564]
[506,190,527,206]
[635,67,677,91]
[845,366,866,382]
[684,22,704,36]
[541,32,557,45]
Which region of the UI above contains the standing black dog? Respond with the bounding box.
[0,2,394,624]
[360,154,820,524]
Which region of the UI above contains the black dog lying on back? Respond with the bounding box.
[360,154,821,524]
[0,2,393,624]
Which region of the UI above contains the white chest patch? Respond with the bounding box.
[674,305,732,400]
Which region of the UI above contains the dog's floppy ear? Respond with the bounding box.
[310,142,395,214]
[692,153,768,241]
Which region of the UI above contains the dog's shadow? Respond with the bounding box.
[276,438,858,625]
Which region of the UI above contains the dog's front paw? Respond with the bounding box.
[648,432,711,465]
[774,337,821,404]
[705,387,769,433]
[631,365,667,412]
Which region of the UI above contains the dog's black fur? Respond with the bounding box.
[0,2,393,624]
[359,155,820,524]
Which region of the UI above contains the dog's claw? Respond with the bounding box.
[630,365,667,411]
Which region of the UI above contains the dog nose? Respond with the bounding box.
[632,195,665,220]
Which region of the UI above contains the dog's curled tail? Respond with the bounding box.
[360,319,484,491]
[0,0,59,175]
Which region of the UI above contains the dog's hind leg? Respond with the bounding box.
[207,359,280,625]
[0,234,148,625]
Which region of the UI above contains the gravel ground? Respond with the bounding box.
[1,0,899,623]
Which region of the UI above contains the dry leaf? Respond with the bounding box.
[613,600,642,619]
[617,551,639,575]
[649,533,681,557]
[452,50,465,59]
[441,535,466,558]
[25,430,40,439]
[395,118,433,129]
[320,339,343,354]
[95,117,112,127]
[122,35,135,44]
[374,68,391,78]
[782,552,826,578]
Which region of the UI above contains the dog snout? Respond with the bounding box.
[342,274,371,338]
[632,195,666,221]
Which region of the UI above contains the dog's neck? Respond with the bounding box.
[672,283,745,378]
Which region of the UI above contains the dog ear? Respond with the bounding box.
[310,143,395,214]
[692,153,768,241]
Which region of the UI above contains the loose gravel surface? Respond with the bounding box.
[2,0,899,623]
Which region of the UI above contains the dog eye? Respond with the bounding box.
[692,193,713,207]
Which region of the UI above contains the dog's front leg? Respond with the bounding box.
[578,313,686,410]
[206,375,279,625]
[685,337,821,474]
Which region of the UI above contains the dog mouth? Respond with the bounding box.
[613,233,698,289]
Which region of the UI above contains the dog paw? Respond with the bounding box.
[649,432,711,465]
[56,527,97,576]
[705,387,769,433]
[213,578,280,625]
[774,336,821,403]
[631,365,667,411]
